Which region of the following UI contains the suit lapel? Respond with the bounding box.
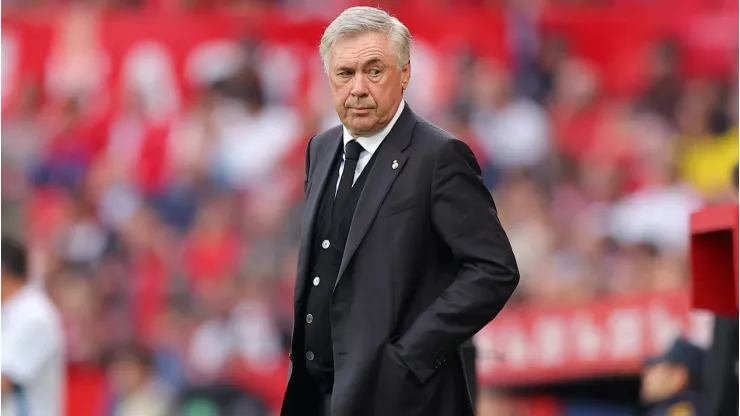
[295,131,342,304]
[335,105,417,288]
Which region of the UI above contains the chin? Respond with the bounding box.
[348,122,372,133]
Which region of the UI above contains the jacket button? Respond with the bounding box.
[313,276,321,286]
[306,314,314,324]
[321,240,330,249]
[306,351,315,361]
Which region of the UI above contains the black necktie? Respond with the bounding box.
[334,140,363,216]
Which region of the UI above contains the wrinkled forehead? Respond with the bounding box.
[329,32,398,69]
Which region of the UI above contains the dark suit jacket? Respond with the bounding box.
[281,105,519,416]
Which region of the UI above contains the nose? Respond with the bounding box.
[350,74,368,97]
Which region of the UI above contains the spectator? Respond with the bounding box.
[641,338,706,415]
[105,344,173,416]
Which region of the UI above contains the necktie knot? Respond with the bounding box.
[345,140,363,161]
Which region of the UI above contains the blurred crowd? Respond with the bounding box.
[1,0,634,12]
[2,1,738,415]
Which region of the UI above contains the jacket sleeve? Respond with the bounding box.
[304,135,315,197]
[393,138,520,385]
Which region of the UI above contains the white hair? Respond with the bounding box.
[319,6,412,73]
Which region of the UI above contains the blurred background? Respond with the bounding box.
[1,0,738,415]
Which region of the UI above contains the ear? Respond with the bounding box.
[401,61,411,90]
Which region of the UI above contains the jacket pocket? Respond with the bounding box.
[374,344,432,415]
[377,198,418,218]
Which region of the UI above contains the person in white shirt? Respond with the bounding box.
[1,237,65,416]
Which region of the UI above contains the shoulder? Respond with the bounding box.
[411,119,478,166]
[14,289,62,334]
[304,125,342,172]
[412,119,457,150]
[310,125,343,151]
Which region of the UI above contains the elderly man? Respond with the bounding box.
[281,6,519,416]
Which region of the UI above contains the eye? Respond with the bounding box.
[337,70,353,79]
[369,68,382,77]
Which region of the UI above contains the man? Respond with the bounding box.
[641,338,706,415]
[281,7,519,416]
[1,237,65,416]
[105,344,173,416]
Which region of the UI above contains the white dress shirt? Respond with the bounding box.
[336,100,406,194]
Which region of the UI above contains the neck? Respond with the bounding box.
[1,281,24,303]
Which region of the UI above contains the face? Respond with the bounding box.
[0,269,19,303]
[640,363,687,403]
[108,357,146,396]
[328,32,410,136]
[0,271,8,302]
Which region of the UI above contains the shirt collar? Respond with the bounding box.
[342,100,405,155]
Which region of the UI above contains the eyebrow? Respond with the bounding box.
[335,57,385,72]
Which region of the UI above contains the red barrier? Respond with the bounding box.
[475,291,709,386]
